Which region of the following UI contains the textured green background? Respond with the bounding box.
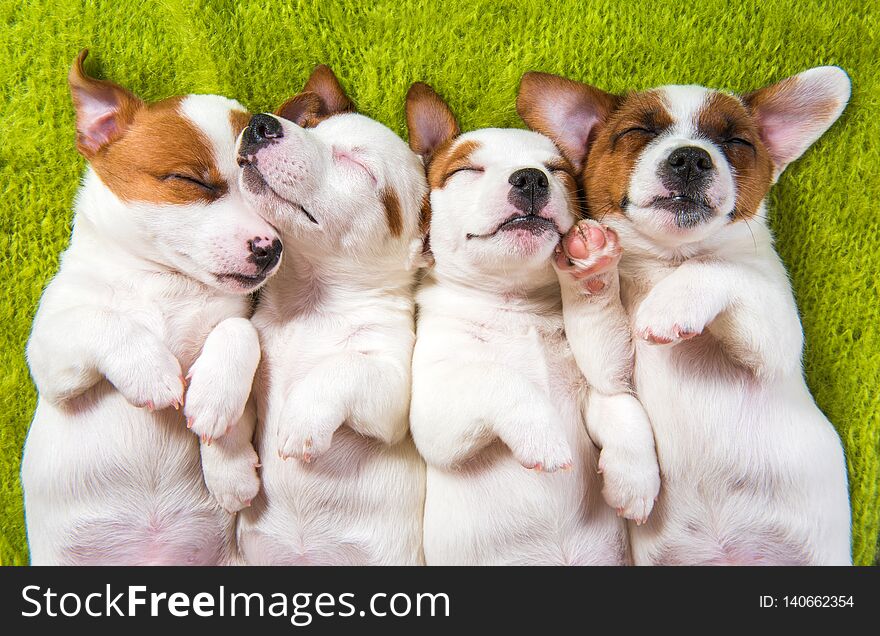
[0,0,877,565]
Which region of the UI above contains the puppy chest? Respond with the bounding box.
[503,325,585,396]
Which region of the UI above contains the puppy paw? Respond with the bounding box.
[278,400,343,463]
[105,343,184,412]
[554,220,621,295]
[184,353,254,444]
[507,427,573,474]
[597,446,660,525]
[202,448,261,514]
[633,285,715,345]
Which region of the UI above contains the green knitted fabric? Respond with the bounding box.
[0,0,877,565]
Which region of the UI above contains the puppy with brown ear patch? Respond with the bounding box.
[22,50,279,565]
[518,69,852,565]
[407,83,660,565]
[233,66,427,565]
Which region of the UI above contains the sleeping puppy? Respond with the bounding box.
[407,83,659,565]
[234,66,427,565]
[518,68,852,564]
[22,50,278,565]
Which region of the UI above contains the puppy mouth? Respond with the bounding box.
[648,195,714,228]
[239,160,319,225]
[213,271,269,290]
[466,213,560,240]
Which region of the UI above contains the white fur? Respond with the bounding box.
[22,95,275,565]
[411,129,658,565]
[609,79,852,565]
[235,112,427,565]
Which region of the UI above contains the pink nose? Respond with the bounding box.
[247,237,283,273]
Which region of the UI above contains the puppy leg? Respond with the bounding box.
[185,317,261,443]
[277,352,411,462]
[585,392,660,524]
[632,259,803,379]
[200,398,261,513]
[411,361,572,471]
[555,221,660,522]
[27,306,184,409]
[555,219,632,394]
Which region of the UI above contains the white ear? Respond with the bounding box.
[516,72,618,172]
[744,66,851,180]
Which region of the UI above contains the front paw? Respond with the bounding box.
[202,448,261,513]
[555,219,621,295]
[278,399,343,463]
[184,356,253,444]
[633,286,714,345]
[597,446,660,525]
[505,424,573,474]
[105,344,185,411]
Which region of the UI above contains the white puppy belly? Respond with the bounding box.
[423,431,626,566]
[239,427,425,566]
[22,392,233,565]
[632,340,851,565]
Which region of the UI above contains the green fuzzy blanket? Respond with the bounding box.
[0,0,877,565]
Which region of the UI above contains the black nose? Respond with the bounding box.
[666,146,713,180]
[508,168,550,213]
[248,237,283,273]
[240,114,284,155]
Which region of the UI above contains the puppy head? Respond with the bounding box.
[406,83,578,285]
[517,68,850,249]
[69,50,281,293]
[237,65,427,269]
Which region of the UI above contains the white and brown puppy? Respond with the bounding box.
[22,50,278,565]
[407,83,660,565]
[518,68,852,565]
[234,66,427,565]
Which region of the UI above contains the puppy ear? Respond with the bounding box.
[68,49,143,158]
[516,72,617,173]
[275,91,323,127]
[406,82,460,163]
[302,64,356,117]
[743,66,850,180]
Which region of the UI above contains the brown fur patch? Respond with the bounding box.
[229,109,251,137]
[516,71,619,170]
[303,65,356,117]
[697,92,774,221]
[582,90,673,219]
[419,192,431,235]
[546,157,580,215]
[89,98,227,205]
[405,82,460,161]
[69,49,144,157]
[426,139,481,190]
[381,187,403,237]
[275,92,324,128]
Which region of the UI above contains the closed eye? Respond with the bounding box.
[446,166,483,179]
[616,126,658,141]
[723,137,755,149]
[161,173,219,194]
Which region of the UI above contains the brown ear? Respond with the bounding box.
[68,49,143,158]
[405,82,459,163]
[516,72,617,172]
[743,66,851,180]
[275,91,324,127]
[303,64,356,117]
